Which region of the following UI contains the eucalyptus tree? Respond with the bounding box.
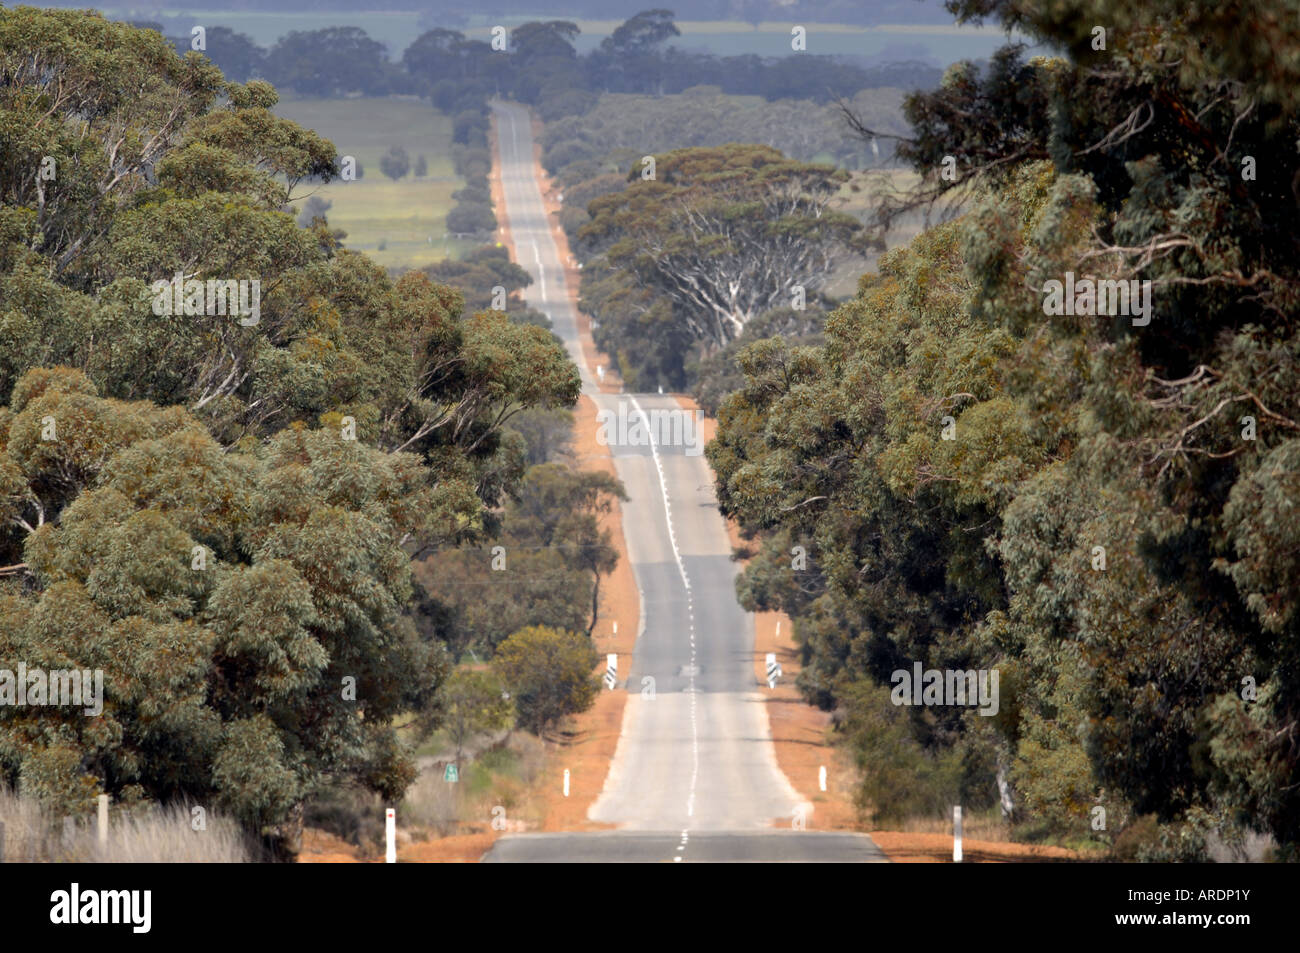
[0,9,579,857]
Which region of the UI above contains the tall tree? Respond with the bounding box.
[198,26,266,83]
[264,27,392,97]
[1,369,449,854]
[0,9,581,857]
[580,144,863,388]
[716,0,1300,857]
[590,9,680,94]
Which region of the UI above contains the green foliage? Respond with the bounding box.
[420,245,548,327]
[441,668,514,763]
[415,547,589,661]
[579,144,863,389]
[379,145,411,181]
[0,369,450,842]
[0,10,582,856]
[264,26,411,98]
[493,626,599,736]
[199,26,265,84]
[838,682,965,827]
[509,406,575,465]
[414,463,626,657]
[542,87,905,187]
[712,0,1300,854]
[692,306,826,417]
[445,202,497,237]
[297,196,333,228]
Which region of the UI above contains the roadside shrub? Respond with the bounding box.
[493,626,598,736]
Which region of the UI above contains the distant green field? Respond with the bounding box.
[90,9,1015,63]
[274,97,475,270]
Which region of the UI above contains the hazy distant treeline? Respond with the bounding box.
[132,12,941,107]
[106,0,953,28]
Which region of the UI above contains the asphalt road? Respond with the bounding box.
[484,102,886,863]
[483,831,888,863]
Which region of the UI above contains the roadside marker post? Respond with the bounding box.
[603,654,618,690]
[818,766,827,792]
[385,808,396,864]
[765,653,782,689]
[953,805,962,863]
[563,769,571,797]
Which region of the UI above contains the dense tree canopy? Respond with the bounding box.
[144,10,939,122]
[493,625,599,736]
[0,8,579,856]
[198,26,266,84]
[263,26,408,98]
[541,87,905,189]
[712,0,1300,857]
[2,371,445,834]
[421,245,548,328]
[415,463,626,658]
[579,144,864,389]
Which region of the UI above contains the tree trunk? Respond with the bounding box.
[267,801,304,863]
[996,753,1015,820]
[585,572,601,638]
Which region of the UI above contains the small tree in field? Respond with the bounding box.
[297,195,332,227]
[493,626,598,736]
[442,668,514,764]
[380,144,411,180]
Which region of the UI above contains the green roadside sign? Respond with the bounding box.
[444,764,459,783]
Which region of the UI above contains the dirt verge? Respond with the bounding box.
[527,392,640,831]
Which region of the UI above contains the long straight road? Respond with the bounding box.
[485,101,886,862]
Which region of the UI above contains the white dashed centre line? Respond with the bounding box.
[629,394,697,862]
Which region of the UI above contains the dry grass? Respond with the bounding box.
[399,734,547,839]
[0,788,252,863]
[301,734,550,862]
[887,810,1010,840]
[396,770,462,837]
[867,830,1084,863]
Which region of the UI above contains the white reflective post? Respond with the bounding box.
[385,808,396,863]
[97,794,109,848]
[953,805,963,863]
